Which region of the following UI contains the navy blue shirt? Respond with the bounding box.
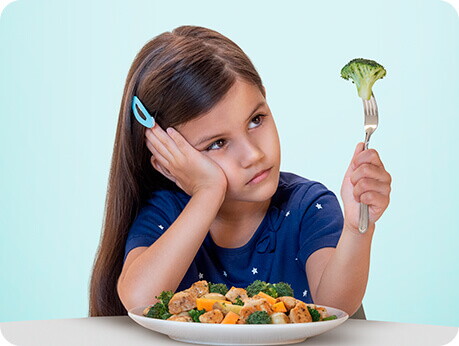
[124,171,343,303]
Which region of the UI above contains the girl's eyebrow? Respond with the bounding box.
[193,101,267,147]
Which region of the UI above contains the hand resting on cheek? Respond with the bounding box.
[145,124,228,197]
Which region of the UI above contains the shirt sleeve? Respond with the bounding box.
[296,182,344,268]
[123,190,186,262]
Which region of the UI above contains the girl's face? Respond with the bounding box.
[176,79,281,204]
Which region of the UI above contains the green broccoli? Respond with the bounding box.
[156,290,174,307]
[208,282,229,295]
[273,282,294,297]
[322,315,338,321]
[341,58,386,100]
[144,290,174,320]
[307,306,321,322]
[234,297,244,306]
[246,280,278,298]
[144,302,172,320]
[246,310,272,324]
[188,308,207,322]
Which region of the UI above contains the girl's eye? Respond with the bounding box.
[205,114,268,151]
[248,114,267,129]
[206,139,226,151]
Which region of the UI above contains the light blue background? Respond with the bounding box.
[1,0,458,327]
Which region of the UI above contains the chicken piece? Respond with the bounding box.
[167,314,193,322]
[237,298,273,324]
[289,301,312,323]
[142,305,153,316]
[271,312,290,324]
[225,287,249,303]
[198,309,224,323]
[276,296,300,311]
[168,291,197,314]
[187,280,209,298]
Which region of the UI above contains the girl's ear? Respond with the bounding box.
[150,156,176,184]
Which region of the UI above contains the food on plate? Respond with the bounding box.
[340,58,386,100]
[142,280,338,324]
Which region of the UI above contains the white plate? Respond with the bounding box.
[128,305,348,345]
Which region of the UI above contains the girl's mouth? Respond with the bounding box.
[247,167,272,185]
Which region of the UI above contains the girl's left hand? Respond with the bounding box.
[340,142,392,233]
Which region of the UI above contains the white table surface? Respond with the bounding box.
[1,316,458,346]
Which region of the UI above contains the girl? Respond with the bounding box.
[89,25,391,318]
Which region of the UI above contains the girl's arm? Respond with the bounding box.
[306,143,391,316]
[306,226,374,316]
[117,186,225,311]
[118,123,228,311]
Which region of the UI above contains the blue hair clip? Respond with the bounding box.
[132,95,156,128]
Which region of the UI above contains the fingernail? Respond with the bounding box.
[167,127,173,135]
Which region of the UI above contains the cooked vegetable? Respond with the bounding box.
[221,311,240,324]
[208,282,229,295]
[202,293,226,300]
[272,301,287,313]
[341,58,386,100]
[323,315,338,321]
[246,310,272,324]
[273,282,294,297]
[271,312,290,324]
[196,297,228,312]
[213,301,243,315]
[246,280,278,298]
[307,306,321,322]
[234,297,244,306]
[144,302,172,320]
[143,280,338,324]
[188,308,206,322]
[157,290,174,307]
[143,290,174,320]
[255,291,277,305]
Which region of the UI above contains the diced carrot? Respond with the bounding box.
[196,298,228,312]
[221,311,240,324]
[256,291,277,305]
[272,301,287,313]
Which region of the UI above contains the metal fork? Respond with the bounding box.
[359,94,379,233]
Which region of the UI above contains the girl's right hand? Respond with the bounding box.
[145,124,228,197]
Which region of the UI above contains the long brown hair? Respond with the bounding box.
[89,26,266,316]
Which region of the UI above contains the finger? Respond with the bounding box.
[150,124,182,158]
[350,163,392,185]
[353,148,385,170]
[150,156,176,183]
[347,143,364,170]
[166,127,195,153]
[145,137,170,168]
[353,178,391,202]
[145,128,176,163]
[360,190,390,212]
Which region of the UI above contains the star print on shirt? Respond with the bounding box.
[252,267,258,275]
[158,225,164,230]
[198,272,204,279]
[303,290,308,297]
[285,211,290,217]
[315,203,323,209]
[223,271,227,277]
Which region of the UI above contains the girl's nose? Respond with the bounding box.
[238,137,265,168]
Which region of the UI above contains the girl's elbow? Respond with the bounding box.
[117,277,140,312]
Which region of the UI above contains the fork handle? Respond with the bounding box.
[359,136,371,233]
[359,203,369,233]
